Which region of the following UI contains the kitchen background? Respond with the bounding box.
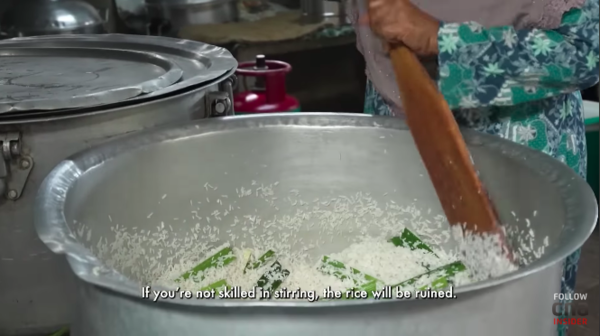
[0,0,596,110]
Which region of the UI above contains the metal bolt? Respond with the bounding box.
[10,142,20,157]
[7,189,17,200]
[214,101,226,114]
[20,159,30,169]
[211,96,231,116]
[207,92,232,117]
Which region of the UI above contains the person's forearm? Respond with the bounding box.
[437,0,599,110]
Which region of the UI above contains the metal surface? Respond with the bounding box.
[0,132,34,201]
[146,0,239,30]
[0,34,237,111]
[0,73,235,335]
[326,0,349,25]
[209,75,236,116]
[206,91,232,116]
[0,67,237,122]
[0,47,184,114]
[34,113,597,335]
[73,263,562,336]
[114,0,237,35]
[0,0,106,38]
[300,0,324,24]
[113,0,148,34]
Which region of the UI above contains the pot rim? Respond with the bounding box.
[0,68,234,125]
[0,34,237,115]
[34,112,598,308]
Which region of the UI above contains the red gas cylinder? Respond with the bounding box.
[234,55,300,114]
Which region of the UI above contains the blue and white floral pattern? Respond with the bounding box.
[364,1,599,334]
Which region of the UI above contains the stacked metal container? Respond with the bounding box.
[0,34,237,336]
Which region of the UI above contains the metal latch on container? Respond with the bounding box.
[0,132,33,201]
[207,75,236,117]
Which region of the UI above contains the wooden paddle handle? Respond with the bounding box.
[388,45,500,235]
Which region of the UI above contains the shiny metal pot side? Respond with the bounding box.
[34,113,597,336]
[0,77,233,336]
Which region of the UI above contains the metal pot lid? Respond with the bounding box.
[0,0,105,35]
[0,47,184,113]
[0,67,236,123]
[0,34,238,106]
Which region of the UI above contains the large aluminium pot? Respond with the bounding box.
[0,73,236,335]
[35,114,597,336]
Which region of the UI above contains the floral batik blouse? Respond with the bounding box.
[363,0,599,334]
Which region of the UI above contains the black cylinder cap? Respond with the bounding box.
[255,54,266,68]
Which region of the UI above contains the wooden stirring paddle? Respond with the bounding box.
[388,45,504,238]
